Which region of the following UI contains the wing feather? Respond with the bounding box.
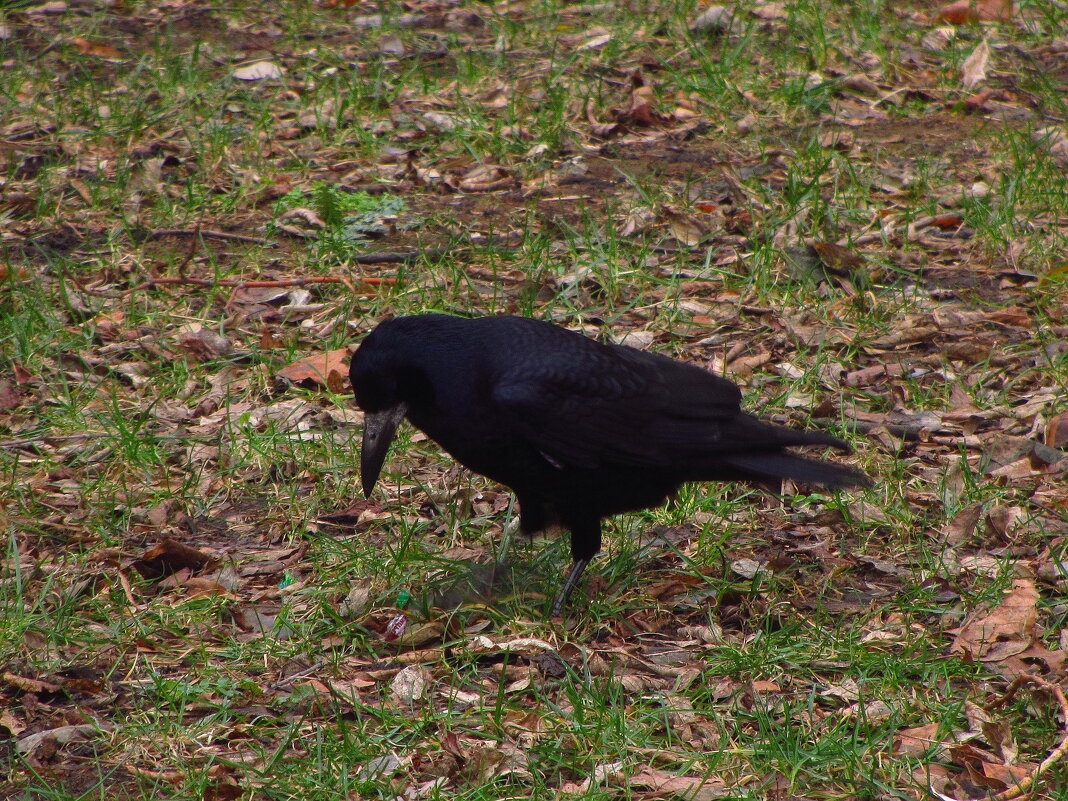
[491,342,747,469]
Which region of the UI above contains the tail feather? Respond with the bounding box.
[717,451,870,489]
[728,414,854,453]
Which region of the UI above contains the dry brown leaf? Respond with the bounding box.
[630,767,728,800]
[843,362,906,387]
[0,379,22,410]
[26,1,68,14]
[0,710,25,737]
[962,38,991,90]
[232,61,284,81]
[950,578,1039,660]
[985,505,1024,540]
[125,766,185,784]
[751,2,787,19]
[690,5,738,34]
[1012,642,1066,672]
[868,325,939,349]
[604,71,675,131]
[751,679,782,693]
[980,718,1017,764]
[817,129,854,150]
[1046,412,1068,449]
[179,576,233,598]
[810,241,866,277]
[0,263,31,281]
[662,206,720,246]
[980,761,1033,787]
[936,0,1013,23]
[894,722,946,757]
[457,164,513,192]
[3,672,61,694]
[16,724,106,760]
[1032,127,1068,168]
[942,502,983,545]
[177,325,234,361]
[259,327,284,350]
[840,699,893,723]
[394,621,446,649]
[277,348,350,389]
[376,33,405,55]
[133,539,217,579]
[576,32,612,51]
[389,665,432,707]
[587,100,622,138]
[70,36,121,58]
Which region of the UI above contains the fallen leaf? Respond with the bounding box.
[3,672,61,694]
[1046,412,1068,449]
[894,722,946,757]
[751,2,787,19]
[389,665,431,706]
[16,724,105,760]
[962,39,990,90]
[690,5,737,34]
[942,503,983,544]
[1033,127,1068,168]
[980,762,1032,787]
[233,61,284,81]
[179,576,233,598]
[0,380,22,410]
[177,324,234,361]
[0,710,25,737]
[26,1,67,15]
[277,348,350,389]
[950,578,1039,660]
[810,241,867,277]
[936,0,1013,23]
[576,32,612,51]
[662,205,719,246]
[133,539,217,580]
[630,767,728,800]
[70,36,121,58]
[456,164,513,192]
[376,33,405,55]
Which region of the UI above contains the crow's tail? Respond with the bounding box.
[716,451,870,489]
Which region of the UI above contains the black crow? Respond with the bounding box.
[350,314,868,615]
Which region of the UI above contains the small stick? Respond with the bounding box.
[135,276,398,289]
[147,228,273,246]
[0,432,104,449]
[351,248,458,264]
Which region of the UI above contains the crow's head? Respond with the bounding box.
[349,322,412,498]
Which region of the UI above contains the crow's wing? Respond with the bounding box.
[491,344,749,469]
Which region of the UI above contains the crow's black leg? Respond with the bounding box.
[550,517,602,617]
[551,558,590,617]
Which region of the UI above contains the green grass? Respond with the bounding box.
[3,0,1068,798]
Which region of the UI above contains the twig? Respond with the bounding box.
[351,248,458,264]
[0,432,105,449]
[144,239,454,263]
[28,39,63,62]
[147,228,273,246]
[130,275,399,293]
[937,673,1068,801]
[269,660,329,690]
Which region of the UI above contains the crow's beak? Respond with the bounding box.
[361,404,408,497]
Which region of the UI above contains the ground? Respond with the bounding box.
[1,0,1068,799]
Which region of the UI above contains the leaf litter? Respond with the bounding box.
[2,0,1068,798]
